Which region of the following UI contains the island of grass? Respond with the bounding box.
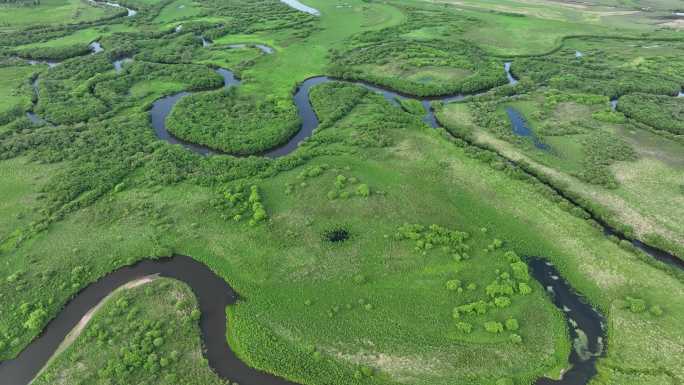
[32,277,224,385]
[165,88,301,155]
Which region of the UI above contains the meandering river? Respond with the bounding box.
[0,254,605,385]
[279,0,320,16]
[7,10,683,384]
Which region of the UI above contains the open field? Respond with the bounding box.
[0,0,120,31]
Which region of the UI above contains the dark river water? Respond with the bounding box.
[529,259,604,385]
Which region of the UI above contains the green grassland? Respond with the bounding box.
[154,0,205,23]
[16,24,137,50]
[0,158,60,248]
[0,0,683,385]
[0,0,121,31]
[437,87,684,258]
[0,65,36,119]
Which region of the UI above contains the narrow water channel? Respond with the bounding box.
[0,256,297,385]
[149,68,240,156]
[279,0,320,16]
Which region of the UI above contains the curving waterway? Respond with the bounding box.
[279,0,320,16]
[529,259,604,385]
[0,254,604,385]
[147,59,684,268]
[88,0,137,17]
[148,62,509,158]
[0,256,297,385]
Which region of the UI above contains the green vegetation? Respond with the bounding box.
[329,6,507,96]
[0,0,122,30]
[166,87,300,155]
[1,1,684,385]
[437,83,684,257]
[618,93,684,135]
[0,65,35,124]
[32,278,224,385]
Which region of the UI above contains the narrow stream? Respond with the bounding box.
[113,57,133,72]
[504,61,518,85]
[88,0,137,17]
[149,68,240,156]
[148,62,515,158]
[89,41,104,54]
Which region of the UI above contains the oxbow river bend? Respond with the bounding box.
[0,255,605,385]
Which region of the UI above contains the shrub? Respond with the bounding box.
[494,296,511,308]
[509,333,523,344]
[356,184,370,197]
[484,321,504,334]
[518,282,532,295]
[335,175,347,189]
[626,297,646,313]
[649,305,663,316]
[23,307,48,330]
[510,261,529,282]
[504,251,520,263]
[446,279,462,291]
[455,321,473,334]
[505,318,519,331]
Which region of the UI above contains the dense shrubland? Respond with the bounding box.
[32,278,224,385]
[199,0,318,38]
[32,54,113,124]
[93,61,223,106]
[577,130,637,188]
[134,33,204,64]
[15,43,93,61]
[308,82,369,126]
[166,87,301,155]
[618,93,684,135]
[515,47,684,98]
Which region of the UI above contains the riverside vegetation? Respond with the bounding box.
[0,0,683,385]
